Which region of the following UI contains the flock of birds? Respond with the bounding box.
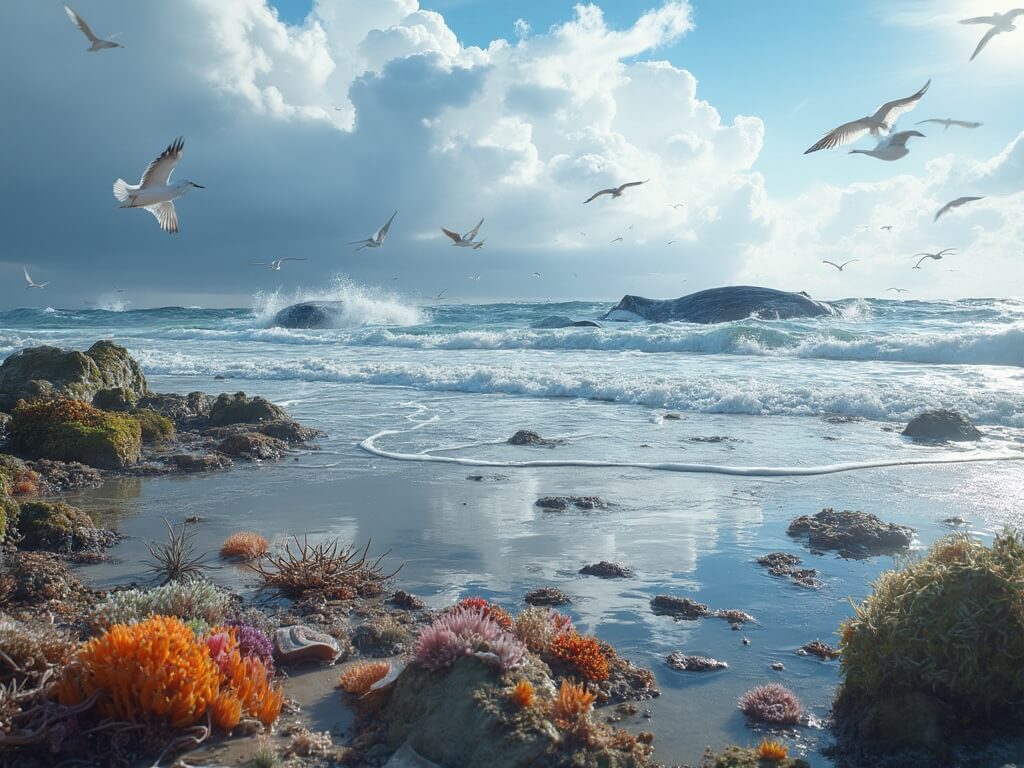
[17,5,1021,303]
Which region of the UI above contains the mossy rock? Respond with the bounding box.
[93,386,139,411]
[0,341,149,411]
[15,501,95,550]
[132,408,175,443]
[836,532,1024,752]
[0,494,18,543]
[208,392,288,426]
[700,746,810,768]
[9,398,142,469]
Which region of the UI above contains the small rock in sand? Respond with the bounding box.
[535,496,609,511]
[666,652,728,672]
[273,625,340,665]
[390,590,425,610]
[524,587,572,606]
[579,561,634,579]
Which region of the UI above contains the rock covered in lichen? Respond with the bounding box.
[208,392,288,426]
[9,398,142,469]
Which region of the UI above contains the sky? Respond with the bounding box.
[0,0,1021,309]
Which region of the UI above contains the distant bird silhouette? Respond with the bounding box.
[881,225,894,231]
[913,253,946,269]
[960,10,1024,61]
[64,5,122,51]
[611,237,624,244]
[887,287,910,294]
[670,203,685,209]
[805,81,930,153]
[442,218,485,248]
[23,267,49,289]
[345,210,397,251]
[822,259,858,271]
[250,258,306,271]
[934,197,984,222]
[583,180,648,204]
[532,272,541,278]
[915,118,982,130]
[912,248,957,260]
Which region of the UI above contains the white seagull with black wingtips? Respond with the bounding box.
[113,138,204,234]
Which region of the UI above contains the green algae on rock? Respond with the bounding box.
[14,500,105,552]
[9,398,142,469]
[208,392,289,426]
[833,531,1024,754]
[131,408,175,443]
[0,341,149,411]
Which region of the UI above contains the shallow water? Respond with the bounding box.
[4,286,1024,765]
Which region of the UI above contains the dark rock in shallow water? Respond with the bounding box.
[535,495,609,511]
[508,430,564,446]
[902,409,982,442]
[216,432,288,461]
[0,341,150,411]
[650,595,709,620]
[208,392,288,426]
[28,459,103,492]
[666,652,728,672]
[273,301,343,329]
[524,587,571,606]
[166,453,234,473]
[787,507,914,557]
[601,285,836,324]
[756,552,821,588]
[798,640,840,660]
[531,315,601,329]
[579,561,634,579]
[15,500,118,553]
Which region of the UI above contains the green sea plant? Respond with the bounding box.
[91,578,231,629]
[835,530,1024,750]
[8,397,142,469]
[131,408,175,442]
[143,517,211,584]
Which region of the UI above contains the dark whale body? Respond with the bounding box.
[273,301,342,329]
[601,286,836,324]
[532,316,602,329]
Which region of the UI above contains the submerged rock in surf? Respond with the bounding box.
[273,301,342,329]
[666,652,728,672]
[531,316,601,329]
[787,508,914,558]
[535,496,609,511]
[508,430,565,447]
[902,409,982,442]
[602,285,836,324]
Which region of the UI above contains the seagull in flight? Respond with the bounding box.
[805,81,930,154]
[912,248,957,261]
[532,272,541,278]
[822,259,858,272]
[250,258,307,271]
[467,275,481,281]
[113,138,204,234]
[583,180,649,204]
[849,130,925,162]
[960,10,1024,61]
[914,253,948,269]
[64,5,122,52]
[881,225,894,231]
[668,240,679,245]
[611,237,624,244]
[23,267,49,289]
[345,210,397,252]
[433,289,448,301]
[887,287,910,294]
[670,203,685,209]
[915,118,983,130]
[442,218,485,248]
[934,197,984,222]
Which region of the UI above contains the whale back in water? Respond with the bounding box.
[531,316,602,329]
[273,301,343,329]
[602,286,836,324]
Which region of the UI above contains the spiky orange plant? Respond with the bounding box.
[220,531,269,560]
[511,680,535,709]
[550,679,597,729]
[339,661,391,696]
[209,692,243,731]
[457,597,514,630]
[757,738,789,761]
[216,634,284,726]
[548,631,610,682]
[56,615,221,727]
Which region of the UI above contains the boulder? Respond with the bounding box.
[666,652,727,672]
[28,459,104,492]
[138,391,214,427]
[531,316,601,329]
[9,399,142,469]
[0,341,149,411]
[273,301,340,329]
[787,508,914,558]
[272,625,340,665]
[14,500,116,553]
[508,430,564,447]
[902,410,981,442]
[602,286,835,324]
[132,409,175,443]
[535,496,609,511]
[579,561,633,579]
[523,587,571,606]
[216,432,288,461]
[650,595,709,620]
[208,392,289,426]
[166,453,234,473]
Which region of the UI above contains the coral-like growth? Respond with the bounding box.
[513,606,574,654]
[230,622,275,671]
[220,531,269,561]
[217,636,284,727]
[551,679,597,729]
[339,661,391,696]
[511,680,535,709]
[0,619,77,685]
[548,632,610,682]
[57,615,221,727]
[839,532,1024,719]
[209,691,243,731]
[90,578,231,628]
[248,536,401,598]
[483,633,528,674]
[758,738,789,760]
[738,684,803,725]
[413,607,504,672]
[456,597,514,630]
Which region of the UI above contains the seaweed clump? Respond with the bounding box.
[833,531,1024,755]
[9,398,142,469]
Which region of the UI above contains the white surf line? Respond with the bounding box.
[359,427,1024,477]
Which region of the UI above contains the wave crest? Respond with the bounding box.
[252,274,423,329]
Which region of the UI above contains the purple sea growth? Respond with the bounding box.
[478,633,528,673]
[232,622,275,670]
[413,607,511,672]
[738,683,803,725]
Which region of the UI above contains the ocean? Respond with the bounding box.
[2,280,1023,765]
